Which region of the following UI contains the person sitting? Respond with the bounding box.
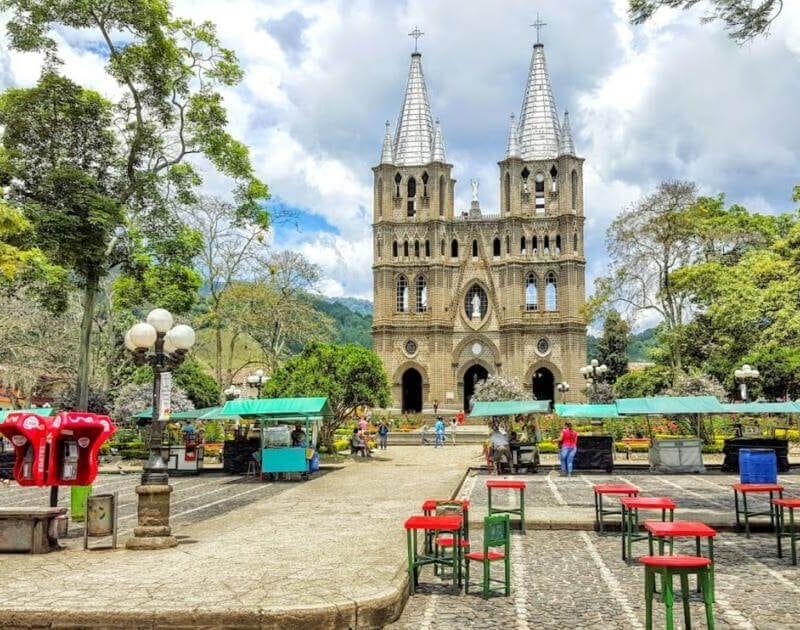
[290,423,307,447]
[489,424,512,474]
[350,428,370,457]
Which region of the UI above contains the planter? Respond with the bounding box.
[649,438,705,473]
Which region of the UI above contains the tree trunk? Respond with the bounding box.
[76,278,98,411]
[320,420,338,454]
[215,322,223,385]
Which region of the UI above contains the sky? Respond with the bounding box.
[1,0,799,322]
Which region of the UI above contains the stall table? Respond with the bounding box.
[487,479,527,533]
[404,514,463,594]
[645,520,717,594]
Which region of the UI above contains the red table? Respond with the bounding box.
[421,499,470,555]
[645,520,717,595]
[620,496,676,563]
[772,498,800,565]
[404,514,463,594]
[732,483,784,537]
[592,484,640,535]
[486,480,527,533]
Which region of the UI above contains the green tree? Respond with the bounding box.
[263,342,390,453]
[0,2,269,409]
[173,359,221,409]
[613,365,672,398]
[597,310,630,383]
[629,0,784,43]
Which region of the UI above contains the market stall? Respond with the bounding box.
[554,403,619,472]
[219,397,332,479]
[469,400,550,473]
[717,402,800,473]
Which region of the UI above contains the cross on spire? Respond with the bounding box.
[408,26,424,53]
[531,13,547,44]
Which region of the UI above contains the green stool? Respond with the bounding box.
[640,555,714,630]
[464,513,511,599]
[486,479,527,533]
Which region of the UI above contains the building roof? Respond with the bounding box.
[469,400,550,417]
[505,113,520,158]
[516,43,562,160]
[431,119,446,162]
[559,110,575,156]
[379,120,394,164]
[391,52,438,166]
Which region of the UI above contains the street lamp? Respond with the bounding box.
[556,382,570,404]
[246,369,268,397]
[124,308,195,550]
[224,385,242,401]
[581,359,608,399]
[734,364,760,402]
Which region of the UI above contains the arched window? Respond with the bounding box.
[451,239,459,257]
[505,234,510,254]
[573,232,578,252]
[555,234,562,255]
[403,240,409,257]
[545,272,557,311]
[504,172,511,213]
[396,275,409,312]
[440,239,445,256]
[543,235,550,254]
[394,172,402,197]
[439,174,446,216]
[416,275,428,313]
[425,240,430,257]
[392,241,398,258]
[550,164,558,192]
[377,177,383,217]
[532,235,538,253]
[472,239,478,257]
[525,273,538,311]
[571,170,578,210]
[421,172,429,197]
[407,176,416,198]
[377,239,382,260]
[492,237,501,257]
[520,236,526,254]
[414,240,420,257]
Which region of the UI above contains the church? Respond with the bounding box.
[371,33,587,412]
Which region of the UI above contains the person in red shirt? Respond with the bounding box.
[559,422,578,477]
[456,409,465,425]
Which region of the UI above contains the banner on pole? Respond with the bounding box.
[158,372,172,420]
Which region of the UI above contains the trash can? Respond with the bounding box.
[84,492,118,550]
[70,485,92,522]
[739,448,777,484]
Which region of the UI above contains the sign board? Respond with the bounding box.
[158,372,172,420]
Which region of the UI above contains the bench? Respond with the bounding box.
[621,437,651,460]
[0,507,68,553]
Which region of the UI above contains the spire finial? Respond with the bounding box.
[531,13,547,44]
[408,26,424,53]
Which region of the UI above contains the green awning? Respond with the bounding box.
[469,400,550,418]
[196,406,230,420]
[0,407,55,422]
[616,396,725,415]
[220,397,333,419]
[719,402,800,414]
[132,407,208,420]
[554,403,620,418]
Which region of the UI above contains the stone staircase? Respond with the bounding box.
[384,425,488,445]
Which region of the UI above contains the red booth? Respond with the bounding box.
[47,412,116,486]
[0,412,52,486]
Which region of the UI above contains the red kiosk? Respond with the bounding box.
[47,412,116,485]
[0,412,52,486]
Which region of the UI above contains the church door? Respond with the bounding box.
[401,368,423,413]
[463,364,489,412]
[532,367,555,408]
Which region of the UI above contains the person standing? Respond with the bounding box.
[450,417,458,445]
[433,399,439,415]
[456,409,465,426]
[559,422,579,477]
[377,421,389,450]
[421,423,431,445]
[434,416,445,448]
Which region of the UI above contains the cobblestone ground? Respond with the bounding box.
[0,472,295,546]
[391,471,800,629]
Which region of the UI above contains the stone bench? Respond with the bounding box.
[0,507,67,553]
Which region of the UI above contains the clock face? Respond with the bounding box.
[404,340,417,356]
[471,342,483,356]
[535,172,545,183]
[536,338,550,355]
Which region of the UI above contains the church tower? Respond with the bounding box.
[372,32,586,412]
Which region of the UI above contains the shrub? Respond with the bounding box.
[204,444,222,459]
[119,447,148,460]
[537,440,558,454]
[614,441,650,453]
[332,437,350,453]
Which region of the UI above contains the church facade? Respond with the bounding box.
[371,39,587,412]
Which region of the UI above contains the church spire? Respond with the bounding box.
[379,120,394,164]
[431,118,446,162]
[516,42,561,160]
[392,50,436,166]
[559,109,575,156]
[505,113,520,158]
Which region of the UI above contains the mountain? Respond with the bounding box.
[312,298,372,348]
[330,297,373,316]
[586,327,658,362]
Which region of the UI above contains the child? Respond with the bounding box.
[377,421,389,450]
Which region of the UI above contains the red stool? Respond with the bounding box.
[640,555,715,630]
[620,496,676,564]
[773,497,800,565]
[732,483,784,537]
[593,484,640,535]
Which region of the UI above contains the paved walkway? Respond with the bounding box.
[0,445,479,629]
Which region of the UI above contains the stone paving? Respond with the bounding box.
[390,470,800,629]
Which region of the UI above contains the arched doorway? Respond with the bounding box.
[532,367,555,408]
[401,368,423,413]
[463,364,489,412]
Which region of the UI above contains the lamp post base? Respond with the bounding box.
[125,484,178,550]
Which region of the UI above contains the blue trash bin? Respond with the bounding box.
[739,448,777,484]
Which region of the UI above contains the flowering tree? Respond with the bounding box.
[471,375,527,403]
[111,382,193,425]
